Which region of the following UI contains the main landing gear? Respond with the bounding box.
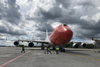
[41,43,44,50]
[52,46,56,50]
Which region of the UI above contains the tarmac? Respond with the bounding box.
[0,47,100,67]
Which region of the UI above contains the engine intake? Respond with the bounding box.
[80,43,86,47]
[14,41,19,46]
[28,42,34,47]
[72,43,79,48]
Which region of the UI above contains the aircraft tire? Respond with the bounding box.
[41,46,44,50]
[62,49,65,52]
[60,48,63,52]
[60,48,65,52]
[53,46,55,50]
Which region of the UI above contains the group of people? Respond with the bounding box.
[21,45,59,54]
[46,47,59,54]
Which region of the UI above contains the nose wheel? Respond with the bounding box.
[53,46,56,50]
[41,46,44,50]
[59,47,65,52]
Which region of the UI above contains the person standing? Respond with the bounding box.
[47,47,52,54]
[21,45,25,53]
[56,47,59,54]
[99,48,100,53]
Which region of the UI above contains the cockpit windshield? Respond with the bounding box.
[61,24,67,26]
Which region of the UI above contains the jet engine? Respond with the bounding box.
[14,41,19,46]
[28,42,34,47]
[72,43,79,48]
[80,43,86,47]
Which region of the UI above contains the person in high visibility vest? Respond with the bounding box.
[21,45,25,53]
[56,47,59,54]
[47,47,52,54]
[99,48,100,53]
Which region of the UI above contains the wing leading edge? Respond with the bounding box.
[16,40,49,44]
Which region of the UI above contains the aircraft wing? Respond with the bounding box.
[12,40,49,44]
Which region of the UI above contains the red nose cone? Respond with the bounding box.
[50,23,73,46]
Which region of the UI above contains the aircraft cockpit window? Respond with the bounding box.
[61,24,67,26]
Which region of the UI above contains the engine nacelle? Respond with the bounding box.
[14,41,19,46]
[80,43,86,47]
[28,42,34,47]
[72,43,79,48]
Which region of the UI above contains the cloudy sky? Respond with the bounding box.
[0,0,100,46]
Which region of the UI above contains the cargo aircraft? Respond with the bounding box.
[13,23,73,52]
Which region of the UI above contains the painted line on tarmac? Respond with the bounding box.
[67,52,100,61]
[0,51,30,67]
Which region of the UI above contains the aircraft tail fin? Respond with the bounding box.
[45,29,49,41]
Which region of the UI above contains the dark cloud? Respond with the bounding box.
[0,0,21,25]
[56,0,71,8]
[79,20,100,37]
[35,32,46,40]
[36,23,54,32]
[78,1,95,7]
[26,6,62,22]
[71,19,100,39]
[60,15,80,24]
[39,6,62,20]
[0,14,1,19]
[0,22,26,35]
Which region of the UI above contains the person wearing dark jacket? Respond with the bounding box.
[21,45,25,53]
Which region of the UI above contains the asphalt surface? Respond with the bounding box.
[0,47,100,67]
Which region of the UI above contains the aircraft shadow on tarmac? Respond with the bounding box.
[65,50,90,56]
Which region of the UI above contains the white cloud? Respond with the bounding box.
[91,13,100,23]
[51,22,61,28]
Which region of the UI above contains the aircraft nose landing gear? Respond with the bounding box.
[41,43,44,50]
[59,47,65,52]
[41,46,44,50]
